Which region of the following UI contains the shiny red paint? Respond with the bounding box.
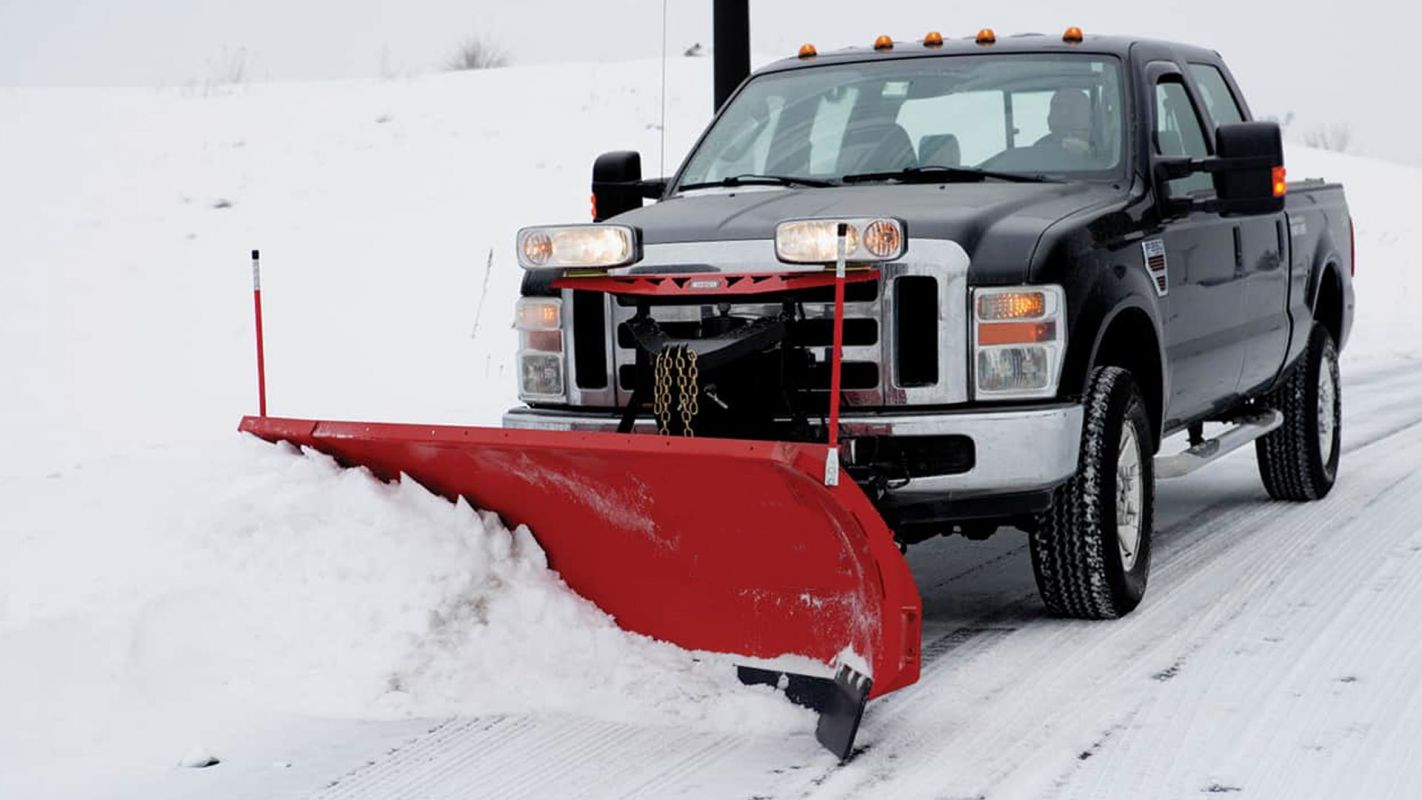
[553,269,878,297]
[239,415,922,698]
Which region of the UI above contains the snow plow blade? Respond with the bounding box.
[239,416,921,744]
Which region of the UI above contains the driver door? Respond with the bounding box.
[1150,68,1247,426]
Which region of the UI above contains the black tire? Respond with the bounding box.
[1256,324,1341,501]
[1029,366,1155,619]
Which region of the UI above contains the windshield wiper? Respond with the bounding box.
[841,165,1058,185]
[677,173,839,192]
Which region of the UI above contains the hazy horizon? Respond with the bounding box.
[0,1,1413,165]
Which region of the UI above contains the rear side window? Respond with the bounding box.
[1188,64,1245,127]
[1154,79,1213,196]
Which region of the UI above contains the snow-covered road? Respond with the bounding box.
[179,361,1421,800]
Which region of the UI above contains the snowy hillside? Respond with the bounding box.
[2,58,1421,799]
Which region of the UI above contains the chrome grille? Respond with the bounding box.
[555,239,973,409]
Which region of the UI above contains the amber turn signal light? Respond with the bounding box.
[977,291,1047,320]
[977,320,1057,346]
[1272,166,1288,197]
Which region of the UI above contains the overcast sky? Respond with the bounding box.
[0,1,1414,163]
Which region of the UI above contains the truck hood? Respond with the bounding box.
[615,181,1125,283]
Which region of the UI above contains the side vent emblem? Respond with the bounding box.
[1142,239,1168,297]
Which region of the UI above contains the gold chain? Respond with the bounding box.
[653,345,701,437]
[653,349,673,435]
[682,350,699,436]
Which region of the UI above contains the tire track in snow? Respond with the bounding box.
[793,413,1422,799]
[310,713,817,799]
[1062,449,1422,797]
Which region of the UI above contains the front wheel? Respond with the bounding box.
[1029,366,1155,619]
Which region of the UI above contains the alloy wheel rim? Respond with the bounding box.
[1318,348,1338,465]
[1116,422,1144,572]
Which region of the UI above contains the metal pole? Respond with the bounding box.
[713,0,750,111]
[251,249,267,417]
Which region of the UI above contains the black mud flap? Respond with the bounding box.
[738,664,873,762]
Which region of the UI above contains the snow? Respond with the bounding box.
[0,438,805,796]
[2,55,1421,799]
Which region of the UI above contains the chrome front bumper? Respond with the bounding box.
[502,403,1083,498]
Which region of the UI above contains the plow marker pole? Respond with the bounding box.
[825,224,848,486]
[251,249,267,417]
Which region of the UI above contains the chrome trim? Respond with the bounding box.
[502,403,1084,497]
[882,239,971,406]
[561,292,617,407]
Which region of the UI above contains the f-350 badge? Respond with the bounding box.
[1143,239,1168,296]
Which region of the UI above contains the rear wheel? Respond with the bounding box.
[1256,324,1341,500]
[1029,366,1154,619]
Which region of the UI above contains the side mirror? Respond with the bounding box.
[591,151,666,222]
[1211,121,1285,215]
[1154,121,1285,217]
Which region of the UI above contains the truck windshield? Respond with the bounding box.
[675,54,1125,190]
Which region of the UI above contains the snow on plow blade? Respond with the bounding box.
[239,416,921,754]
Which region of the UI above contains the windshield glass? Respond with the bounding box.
[675,54,1125,189]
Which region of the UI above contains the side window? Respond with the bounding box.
[1154,79,1213,196]
[1187,64,1245,127]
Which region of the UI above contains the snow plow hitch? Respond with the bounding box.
[239,416,921,759]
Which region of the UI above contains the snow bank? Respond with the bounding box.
[0,435,805,790]
[1286,145,1422,367]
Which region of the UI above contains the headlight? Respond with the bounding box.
[515,298,565,401]
[775,218,906,264]
[972,286,1066,399]
[516,225,639,270]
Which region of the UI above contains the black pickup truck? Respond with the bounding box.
[504,30,1355,619]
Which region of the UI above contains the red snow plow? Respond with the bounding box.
[238,231,924,759]
[239,417,921,756]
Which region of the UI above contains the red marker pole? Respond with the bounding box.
[825,224,848,487]
[251,249,267,417]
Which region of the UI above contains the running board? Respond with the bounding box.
[1155,410,1283,479]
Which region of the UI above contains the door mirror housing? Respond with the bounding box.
[1153,121,1286,217]
[1211,121,1286,215]
[591,151,667,222]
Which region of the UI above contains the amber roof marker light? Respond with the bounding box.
[976,28,997,46]
[874,34,894,51]
[1063,26,1084,44]
[923,31,944,47]
[797,42,817,58]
